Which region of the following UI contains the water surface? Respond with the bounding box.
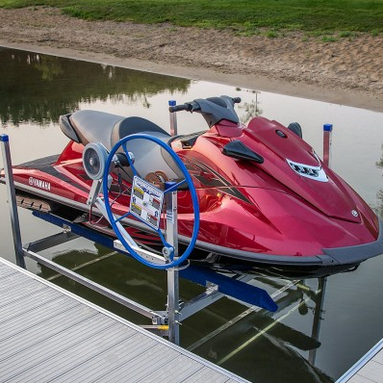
[1,47,383,383]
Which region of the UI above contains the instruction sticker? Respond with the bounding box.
[129,176,164,230]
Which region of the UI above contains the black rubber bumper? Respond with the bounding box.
[320,218,383,266]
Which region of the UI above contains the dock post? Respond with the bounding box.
[323,124,333,168]
[0,134,26,268]
[165,181,180,344]
[169,100,178,136]
[308,277,327,365]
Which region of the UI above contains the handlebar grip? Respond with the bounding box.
[169,104,190,113]
[232,97,241,104]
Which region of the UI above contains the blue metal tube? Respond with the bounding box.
[323,123,333,167]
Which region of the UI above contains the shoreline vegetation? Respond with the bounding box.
[2,0,383,34]
[0,1,382,111]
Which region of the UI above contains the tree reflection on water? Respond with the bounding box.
[375,144,383,219]
[0,47,190,126]
[238,89,263,122]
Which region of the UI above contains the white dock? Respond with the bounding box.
[336,338,383,383]
[0,257,249,383]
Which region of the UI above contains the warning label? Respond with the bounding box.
[129,176,164,230]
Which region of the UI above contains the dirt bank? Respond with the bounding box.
[1,6,382,111]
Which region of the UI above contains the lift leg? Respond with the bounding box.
[165,183,180,344]
[0,135,25,268]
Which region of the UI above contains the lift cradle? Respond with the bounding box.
[1,130,278,345]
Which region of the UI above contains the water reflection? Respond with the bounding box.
[1,46,383,383]
[37,244,169,313]
[188,277,332,382]
[377,145,383,168]
[37,243,333,383]
[375,144,383,218]
[237,89,263,121]
[0,48,190,126]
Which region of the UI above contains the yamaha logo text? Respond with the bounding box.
[29,177,51,191]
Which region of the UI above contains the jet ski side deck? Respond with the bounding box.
[2,153,382,279]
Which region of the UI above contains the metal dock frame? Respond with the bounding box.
[2,133,330,377]
[0,257,251,383]
[1,133,277,346]
[335,338,383,383]
[23,209,278,342]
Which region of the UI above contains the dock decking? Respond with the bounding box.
[0,257,249,383]
[336,338,383,383]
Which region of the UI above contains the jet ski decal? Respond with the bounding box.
[28,177,51,192]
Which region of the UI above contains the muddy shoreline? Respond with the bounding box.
[1,7,382,112]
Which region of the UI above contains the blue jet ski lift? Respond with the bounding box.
[0,111,333,376]
[1,132,278,345]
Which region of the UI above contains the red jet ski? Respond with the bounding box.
[2,95,382,278]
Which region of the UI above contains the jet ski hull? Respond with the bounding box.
[2,152,382,279]
[1,97,382,278]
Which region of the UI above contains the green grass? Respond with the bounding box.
[1,0,383,35]
[322,35,338,42]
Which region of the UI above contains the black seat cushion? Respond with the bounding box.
[111,116,170,147]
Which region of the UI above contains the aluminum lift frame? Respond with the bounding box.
[1,132,279,346]
[1,114,332,351]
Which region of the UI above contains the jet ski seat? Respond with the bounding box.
[111,116,170,148]
[60,110,170,151]
[60,110,182,180]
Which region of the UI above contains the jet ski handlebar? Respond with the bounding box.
[169,96,241,113]
[169,95,242,128]
[168,102,196,113]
